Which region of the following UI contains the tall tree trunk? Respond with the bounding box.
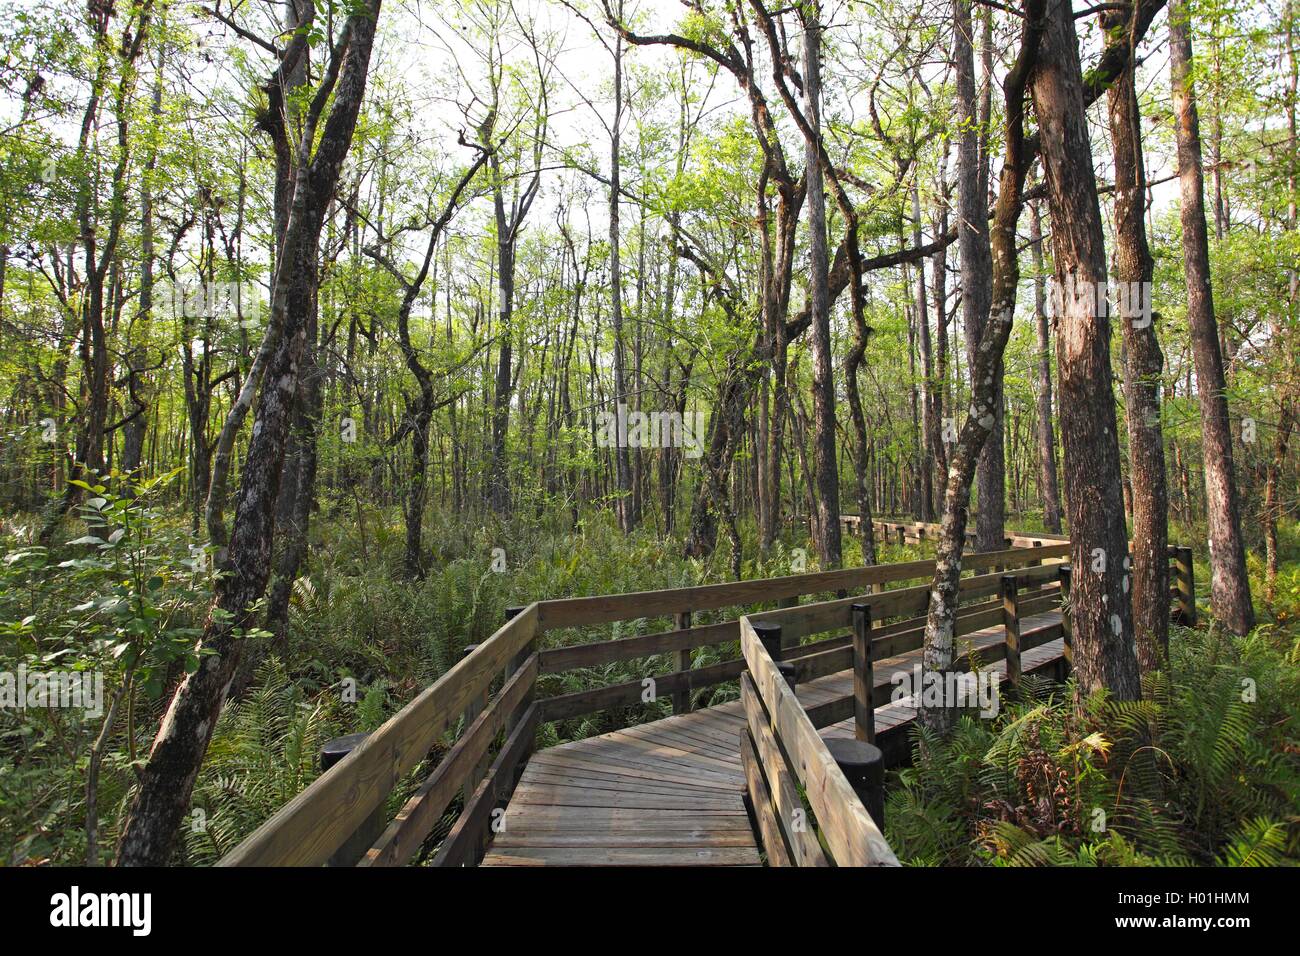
[931,144,951,481]
[1028,195,1063,533]
[1031,0,1141,699]
[610,27,634,532]
[804,2,841,569]
[1169,0,1255,634]
[1107,13,1168,669]
[954,0,1002,552]
[920,0,1044,733]
[914,180,935,522]
[123,54,164,481]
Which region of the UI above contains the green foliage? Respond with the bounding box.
[885,623,1300,866]
[0,469,218,864]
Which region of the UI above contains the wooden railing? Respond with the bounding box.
[739,616,898,866]
[216,531,1197,867]
[844,515,1069,550]
[535,539,1070,723]
[737,545,1197,866]
[218,605,539,867]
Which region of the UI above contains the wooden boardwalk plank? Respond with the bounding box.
[481,611,1065,867]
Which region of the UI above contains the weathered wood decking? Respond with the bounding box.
[481,610,1065,866]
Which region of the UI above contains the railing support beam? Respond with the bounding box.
[672,610,693,714]
[1001,575,1022,689]
[825,737,885,831]
[850,603,876,743]
[751,621,796,690]
[1059,564,1073,677]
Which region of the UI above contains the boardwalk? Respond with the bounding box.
[219,522,1192,868]
[481,611,1064,866]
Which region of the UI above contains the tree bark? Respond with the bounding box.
[804,3,841,569]
[609,25,634,532]
[921,0,1044,733]
[1168,0,1255,634]
[1107,10,1168,669]
[1031,0,1141,699]
[115,2,381,864]
[1028,195,1063,533]
[954,0,1002,553]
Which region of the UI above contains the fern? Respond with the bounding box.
[1218,818,1288,867]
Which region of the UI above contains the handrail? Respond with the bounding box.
[740,616,899,866]
[219,605,539,866]
[217,533,1198,867]
[738,546,1194,866]
[535,544,1069,723]
[535,534,1065,630]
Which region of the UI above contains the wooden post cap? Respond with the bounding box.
[825,737,884,785]
[825,737,885,829]
[751,620,783,657]
[775,661,797,688]
[320,732,369,771]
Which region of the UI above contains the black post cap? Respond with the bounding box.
[825,736,885,829]
[825,737,884,785]
[320,732,370,771]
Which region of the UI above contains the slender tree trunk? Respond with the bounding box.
[921,0,1044,733]
[914,180,935,521]
[610,28,633,532]
[1169,0,1255,634]
[954,0,1001,552]
[1028,195,1063,533]
[1107,16,1168,669]
[931,144,951,481]
[804,3,841,569]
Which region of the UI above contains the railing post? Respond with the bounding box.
[1031,539,1043,567]
[825,737,885,831]
[1174,547,1197,627]
[320,733,386,867]
[850,603,876,743]
[896,526,905,547]
[752,620,796,690]
[1058,564,1072,676]
[1001,575,1021,689]
[672,610,693,714]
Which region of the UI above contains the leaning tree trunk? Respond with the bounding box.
[1168,0,1255,634]
[115,3,381,865]
[1031,0,1141,699]
[1108,17,1168,670]
[920,0,1044,734]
